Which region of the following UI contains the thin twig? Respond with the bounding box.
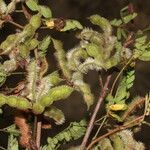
[22,4,32,20]
[99,75,104,89]
[95,115,107,123]
[33,116,38,140]
[36,119,42,150]
[110,56,134,95]
[80,74,112,150]
[142,121,150,126]
[8,20,24,29]
[11,72,26,75]
[15,10,23,12]
[86,115,144,150]
[92,116,107,140]
[0,146,7,150]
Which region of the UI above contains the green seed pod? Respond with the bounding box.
[19,44,30,58]
[33,103,45,114]
[17,98,31,110]
[0,0,7,14]
[3,59,17,72]
[0,34,16,53]
[29,13,41,29]
[28,38,39,50]
[23,24,36,37]
[0,93,7,106]
[38,36,51,52]
[44,106,65,125]
[89,14,112,35]
[86,43,103,59]
[48,71,62,86]
[80,84,94,110]
[110,133,124,150]
[47,85,74,102]
[39,85,74,107]
[7,96,17,107]
[72,72,94,109]
[39,95,53,107]
[52,39,72,79]
[67,46,88,71]
[78,28,104,46]
[0,70,7,87]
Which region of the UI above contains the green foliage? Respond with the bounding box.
[39,5,52,19]
[25,0,39,11]
[114,70,135,102]
[120,6,137,24]
[106,70,135,121]
[26,0,52,18]
[60,19,83,31]
[7,134,19,150]
[42,120,87,150]
[134,35,150,61]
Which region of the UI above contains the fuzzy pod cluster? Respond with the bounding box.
[65,15,123,74]
[0,13,42,55]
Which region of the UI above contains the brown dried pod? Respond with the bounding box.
[54,18,66,30]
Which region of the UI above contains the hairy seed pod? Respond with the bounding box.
[0,34,16,54]
[0,93,7,106]
[48,71,62,86]
[89,14,112,35]
[39,85,74,107]
[39,95,53,107]
[79,28,104,46]
[33,103,45,114]
[66,46,88,71]
[7,96,17,107]
[3,59,17,72]
[72,72,94,109]
[0,70,7,87]
[6,96,31,110]
[29,13,41,29]
[0,0,7,14]
[44,106,65,125]
[17,98,31,110]
[52,39,72,79]
[18,44,29,58]
[110,133,124,150]
[86,43,103,59]
[14,112,33,149]
[23,24,36,37]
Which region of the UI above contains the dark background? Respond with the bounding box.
[0,0,150,149]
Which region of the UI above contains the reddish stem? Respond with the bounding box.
[80,74,112,150]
